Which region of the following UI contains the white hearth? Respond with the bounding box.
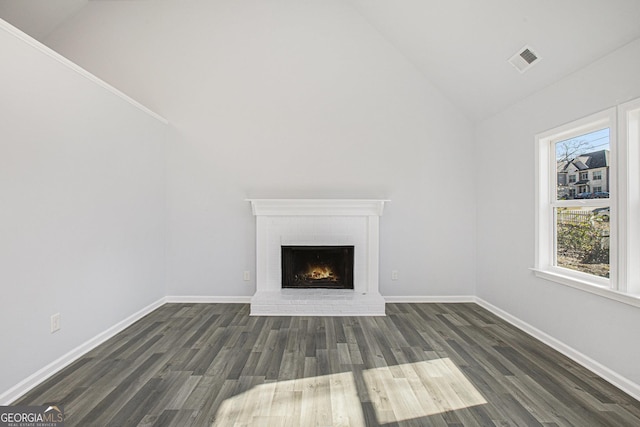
[247,199,388,316]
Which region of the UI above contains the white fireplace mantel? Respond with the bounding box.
[248,199,387,216]
[247,199,389,316]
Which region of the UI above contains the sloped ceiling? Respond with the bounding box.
[346,0,640,121]
[2,0,640,121]
[0,0,87,40]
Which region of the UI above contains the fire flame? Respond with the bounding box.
[306,265,335,280]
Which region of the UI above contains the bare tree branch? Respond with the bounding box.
[556,139,593,163]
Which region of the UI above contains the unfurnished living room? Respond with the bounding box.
[2,0,640,426]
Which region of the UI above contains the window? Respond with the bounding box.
[557,173,567,186]
[535,99,640,307]
[554,127,611,279]
[536,108,615,290]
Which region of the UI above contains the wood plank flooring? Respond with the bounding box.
[14,303,640,426]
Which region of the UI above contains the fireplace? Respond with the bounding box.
[281,246,354,289]
[247,199,388,316]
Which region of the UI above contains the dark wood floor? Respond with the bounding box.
[14,303,640,426]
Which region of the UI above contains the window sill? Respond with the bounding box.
[531,268,640,309]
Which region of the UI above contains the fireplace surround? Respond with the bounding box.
[247,199,388,316]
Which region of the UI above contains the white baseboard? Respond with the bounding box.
[474,297,640,402]
[165,295,252,304]
[0,297,167,405]
[168,295,475,304]
[384,295,475,303]
[167,295,474,304]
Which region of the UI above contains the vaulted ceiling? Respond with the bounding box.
[2,0,640,121]
[0,0,86,40]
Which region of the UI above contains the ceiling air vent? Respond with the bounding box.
[508,45,541,73]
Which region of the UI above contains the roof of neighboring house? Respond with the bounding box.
[572,159,589,170]
[558,150,609,173]
[582,150,609,169]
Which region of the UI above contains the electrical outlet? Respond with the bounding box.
[51,313,60,333]
[243,271,251,281]
[392,270,399,280]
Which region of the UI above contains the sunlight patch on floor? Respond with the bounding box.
[213,358,486,426]
[362,358,487,423]
[213,370,364,426]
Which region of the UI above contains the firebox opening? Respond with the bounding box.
[281,246,354,289]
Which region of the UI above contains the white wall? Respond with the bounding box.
[44,0,477,298]
[476,38,640,386]
[0,22,167,396]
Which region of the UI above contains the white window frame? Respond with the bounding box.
[593,171,603,180]
[619,98,640,296]
[535,109,619,294]
[535,101,640,307]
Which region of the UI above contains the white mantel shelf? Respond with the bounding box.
[247,199,389,216]
[247,199,389,316]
